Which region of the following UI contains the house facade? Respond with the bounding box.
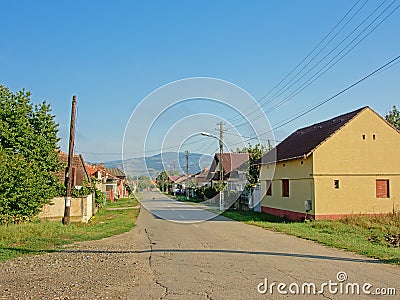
[207,153,249,191]
[260,106,400,220]
[106,167,128,198]
[56,151,89,188]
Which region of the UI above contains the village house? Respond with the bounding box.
[106,167,128,198]
[207,153,249,192]
[259,106,400,220]
[88,164,127,201]
[39,151,95,222]
[56,151,90,188]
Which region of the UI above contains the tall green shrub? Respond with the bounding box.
[0,84,61,222]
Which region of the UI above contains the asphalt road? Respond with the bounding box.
[1,191,399,299]
[130,191,400,299]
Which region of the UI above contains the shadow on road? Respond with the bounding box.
[1,247,384,264]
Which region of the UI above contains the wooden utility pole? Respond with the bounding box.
[63,95,77,225]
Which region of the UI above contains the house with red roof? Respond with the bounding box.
[56,151,90,188]
[259,106,400,221]
[207,153,249,191]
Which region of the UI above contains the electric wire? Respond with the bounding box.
[228,0,366,123]
[232,0,400,129]
[230,54,400,147]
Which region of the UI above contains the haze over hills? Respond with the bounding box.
[104,152,213,178]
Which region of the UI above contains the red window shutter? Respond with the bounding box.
[282,179,289,197]
[376,180,389,198]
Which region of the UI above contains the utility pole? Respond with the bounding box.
[219,121,224,187]
[185,150,189,199]
[219,121,224,210]
[63,95,77,225]
[185,150,189,176]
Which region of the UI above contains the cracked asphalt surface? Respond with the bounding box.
[1,191,399,299]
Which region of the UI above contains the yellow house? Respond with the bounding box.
[259,106,400,220]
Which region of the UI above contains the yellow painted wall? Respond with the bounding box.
[260,158,314,214]
[313,108,400,215]
[313,176,400,215]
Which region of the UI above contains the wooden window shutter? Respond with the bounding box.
[282,179,289,197]
[376,180,389,198]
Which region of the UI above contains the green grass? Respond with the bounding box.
[104,197,139,208]
[222,210,400,265]
[0,197,140,261]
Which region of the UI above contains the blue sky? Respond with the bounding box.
[1,0,399,162]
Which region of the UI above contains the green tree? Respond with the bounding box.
[0,84,61,222]
[385,105,400,130]
[237,143,267,189]
[156,170,169,192]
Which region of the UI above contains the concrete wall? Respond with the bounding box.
[39,194,96,223]
[313,108,400,218]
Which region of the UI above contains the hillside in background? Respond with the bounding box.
[104,152,213,178]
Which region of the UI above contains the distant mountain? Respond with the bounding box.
[104,152,213,178]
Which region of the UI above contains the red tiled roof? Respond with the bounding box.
[215,153,249,174]
[168,175,180,182]
[85,163,100,176]
[207,153,249,180]
[55,151,89,185]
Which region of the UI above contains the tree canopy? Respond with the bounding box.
[236,143,268,188]
[0,84,61,222]
[385,105,400,130]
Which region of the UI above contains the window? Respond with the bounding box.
[282,179,289,197]
[373,134,376,140]
[362,134,366,140]
[266,180,272,196]
[376,180,389,198]
[334,180,339,189]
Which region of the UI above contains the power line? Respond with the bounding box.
[230,54,400,146]
[263,0,399,115]
[234,0,400,128]
[231,0,399,128]
[228,0,367,124]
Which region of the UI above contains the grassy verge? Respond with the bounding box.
[222,210,400,265]
[104,197,139,208]
[0,197,140,261]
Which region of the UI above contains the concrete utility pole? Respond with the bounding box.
[219,121,224,187]
[63,95,77,225]
[185,150,189,176]
[219,121,225,210]
[185,150,189,200]
[200,126,225,210]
